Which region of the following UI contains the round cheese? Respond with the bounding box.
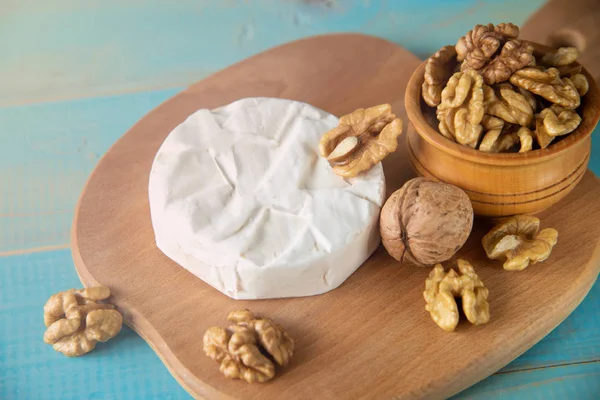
[149,98,385,299]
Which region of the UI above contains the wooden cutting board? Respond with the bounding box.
[71,34,600,400]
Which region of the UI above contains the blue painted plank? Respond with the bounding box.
[500,273,600,372]
[454,362,600,400]
[0,249,189,400]
[0,0,544,106]
[0,88,179,253]
[0,249,598,400]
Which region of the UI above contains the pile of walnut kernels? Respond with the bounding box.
[422,22,589,152]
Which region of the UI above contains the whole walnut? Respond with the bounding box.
[380,178,474,267]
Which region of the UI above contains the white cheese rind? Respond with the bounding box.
[149,98,385,299]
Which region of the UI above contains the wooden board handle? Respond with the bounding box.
[545,28,588,52]
[521,0,600,80]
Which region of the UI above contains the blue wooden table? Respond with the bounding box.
[1,1,599,399]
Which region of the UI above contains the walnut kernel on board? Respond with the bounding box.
[203,309,294,383]
[319,104,403,178]
[481,215,558,271]
[43,286,123,357]
[380,178,473,267]
[424,260,490,332]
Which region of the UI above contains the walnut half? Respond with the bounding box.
[456,23,533,85]
[539,47,579,67]
[319,104,403,178]
[423,260,490,332]
[203,309,294,383]
[43,286,123,357]
[479,115,513,152]
[436,70,485,147]
[482,215,558,271]
[456,23,506,70]
[422,45,459,107]
[509,67,580,109]
[481,39,534,85]
[483,83,534,127]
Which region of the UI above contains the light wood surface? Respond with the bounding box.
[404,42,600,217]
[71,34,600,400]
[521,0,600,82]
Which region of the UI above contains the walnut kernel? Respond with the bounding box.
[493,22,520,39]
[509,67,580,109]
[319,104,403,178]
[423,260,490,332]
[566,73,589,96]
[456,23,532,85]
[482,215,558,271]
[530,101,582,148]
[481,39,534,85]
[479,121,528,153]
[43,286,122,357]
[538,104,582,137]
[456,24,504,70]
[556,62,582,77]
[533,115,555,149]
[436,70,484,147]
[483,84,534,127]
[422,45,459,107]
[517,87,538,112]
[516,126,533,152]
[540,47,579,67]
[479,116,510,152]
[203,309,294,383]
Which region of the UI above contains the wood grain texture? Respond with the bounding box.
[404,43,600,217]
[71,34,600,400]
[0,0,545,106]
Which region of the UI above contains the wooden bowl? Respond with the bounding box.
[405,42,600,217]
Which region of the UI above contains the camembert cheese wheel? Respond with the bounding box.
[149,98,385,299]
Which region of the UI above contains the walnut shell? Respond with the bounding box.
[380,178,474,267]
